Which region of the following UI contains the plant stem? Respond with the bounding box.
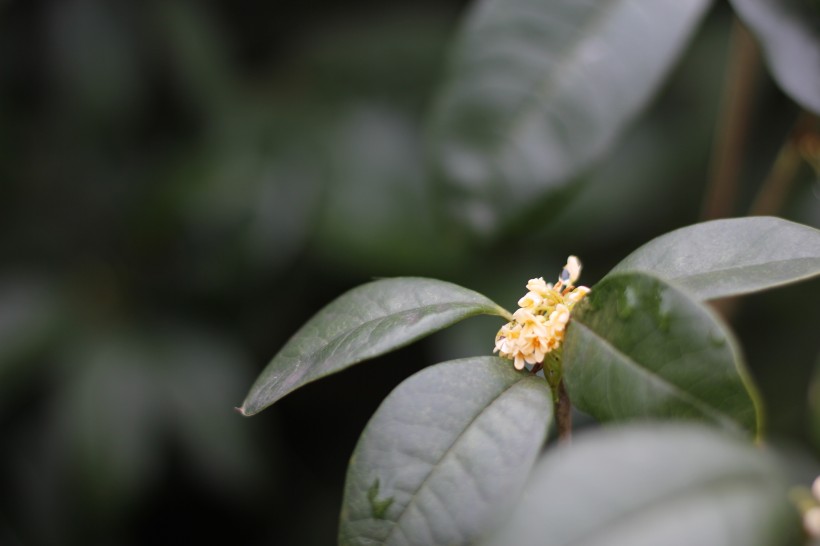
[556,380,572,443]
[701,18,760,220]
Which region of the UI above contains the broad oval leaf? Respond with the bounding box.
[563,272,762,435]
[428,0,712,233]
[730,0,820,114]
[607,217,820,300]
[485,423,800,546]
[239,278,509,415]
[339,356,553,546]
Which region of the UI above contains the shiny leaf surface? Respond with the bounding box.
[239,278,509,415]
[608,217,820,300]
[564,272,761,435]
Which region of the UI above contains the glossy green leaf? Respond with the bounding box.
[730,0,820,114]
[428,0,712,233]
[563,272,761,435]
[239,278,509,415]
[339,357,552,546]
[485,424,801,546]
[608,217,820,300]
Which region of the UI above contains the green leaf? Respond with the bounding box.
[729,0,820,115]
[339,357,553,546]
[563,272,761,435]
[239,278,509,415]
[428,0,712,233]
[485,423,801,546]
[607,217,820,300]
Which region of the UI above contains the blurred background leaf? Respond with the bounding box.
[428,0,712,237]
[729,0,820,114]
[485,424,802,546]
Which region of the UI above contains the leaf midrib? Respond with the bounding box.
[243,295,508,414]
[260,303,492,401]
[669,257,820,287]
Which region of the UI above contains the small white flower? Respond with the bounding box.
[526,277,551,296]
[548,304,571,332]
[518,291,543,309]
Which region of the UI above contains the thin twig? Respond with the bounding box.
[750,113,818,216]
[701,18,761,220]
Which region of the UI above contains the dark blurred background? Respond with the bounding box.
[0,1,818,545]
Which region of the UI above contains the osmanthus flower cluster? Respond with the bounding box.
[493,256,590,371]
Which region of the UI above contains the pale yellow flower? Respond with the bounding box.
[548,304,570,332]
[526,277,551,296]
[517,291,543,309]
[494,256,591,370]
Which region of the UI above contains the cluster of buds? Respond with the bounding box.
[494,256,591,371]
[803,477,820,537]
